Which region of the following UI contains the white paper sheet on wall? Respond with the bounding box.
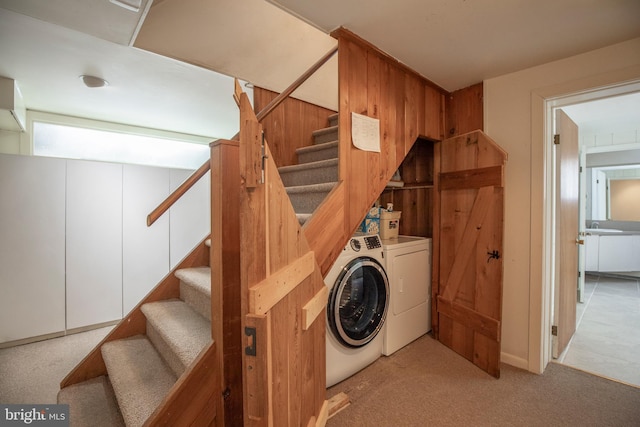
[351,112,380,152]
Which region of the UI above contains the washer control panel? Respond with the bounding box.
[363,235,381,250]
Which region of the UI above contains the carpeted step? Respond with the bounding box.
[175,267,211,321]
[296,140,338,164]
[286,182,336,214]
[101,336,176,427]
[141,299,211,377]
[296,213,312,226]
[312,125,338,145]
[328,113,338,127]
[57,376,125,427]
[278,158,338,187]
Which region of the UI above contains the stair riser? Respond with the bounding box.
[313,128,338,145]
[280,165,338,187]
[328,114,338,127]
[288,190,332,214]
[146,322,187,377]
[180,282,211,321]
[297,145,338,164]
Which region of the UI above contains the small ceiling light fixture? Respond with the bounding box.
[109,0,142,13]
[80,75,109,88]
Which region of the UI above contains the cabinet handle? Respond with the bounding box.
[576,239,585,245]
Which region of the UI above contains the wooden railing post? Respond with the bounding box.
[210,139,243,426]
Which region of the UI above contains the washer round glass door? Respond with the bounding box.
[327,256,389,348]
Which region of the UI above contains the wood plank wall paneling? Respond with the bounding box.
[253,88,336,167]
[445,82,484,138]
[379,139,435,238]
[331,28,449,242]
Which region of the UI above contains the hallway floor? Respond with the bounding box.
[558,274,640,387]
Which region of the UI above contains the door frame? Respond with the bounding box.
[530,76,640,374]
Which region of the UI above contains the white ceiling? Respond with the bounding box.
[0,0,639,141]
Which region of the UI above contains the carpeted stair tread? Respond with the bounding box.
[312,125,338,144]
[287,182,337,214]
[328,113,339,127]
[101,336,176,427]
[297,213,312,226]
[296,140,338,164]
[175,267,211,297]
[141,299,211,377]
[278,158,338,174]
[175,266,211,321]
[278,158,338,187]
[57,376,125,427]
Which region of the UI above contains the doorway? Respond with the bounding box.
[545,87,640,387]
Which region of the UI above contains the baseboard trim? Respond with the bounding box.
[501,352,528,370]
[0,320,119,349]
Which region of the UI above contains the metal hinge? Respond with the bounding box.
[260,131,268,184]
[551,325,558,336]
[245,326,257,356]
[553,134,560,145]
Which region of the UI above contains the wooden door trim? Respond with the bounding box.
[439,165,503,190]
[437,297,501,341]
[249,251,316,315]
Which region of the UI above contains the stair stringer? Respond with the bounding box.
[59,237,210,389]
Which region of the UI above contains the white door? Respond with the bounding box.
[552,109,580,359]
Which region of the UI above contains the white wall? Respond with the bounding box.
[0,153,210,345]
[484,37,640,372]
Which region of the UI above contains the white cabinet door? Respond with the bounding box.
[169,169,210,268]
[66,161,123,329]
[122,165,170,314]
[598,235,636,272]
[0,155,66,344]
[584,235,599,271]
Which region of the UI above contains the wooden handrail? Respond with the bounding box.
[146,45,338,226]
[255,46,338,122]
[147,160,210,226]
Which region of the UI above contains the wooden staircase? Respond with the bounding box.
[57,238,216,427]
[56,27,451,426]
[279,113,339,225]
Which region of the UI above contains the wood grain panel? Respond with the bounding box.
[435,130,506,378]
[254,87,336,167]
[305,28,447,276]
[210,139,242,426]
[239,90,326,426]
[445,83,484,137]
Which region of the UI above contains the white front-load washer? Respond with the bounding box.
[325,234,389,388]
[381,236,432,356]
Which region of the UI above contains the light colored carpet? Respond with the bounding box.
[0,326,112,404]
[327,335,640,426]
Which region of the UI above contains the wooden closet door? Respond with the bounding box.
[434,130,507,378]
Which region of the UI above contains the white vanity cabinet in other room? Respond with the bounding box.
[597,235,640,272]
[584,234,600,271]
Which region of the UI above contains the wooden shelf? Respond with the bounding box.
[385,183,434,191]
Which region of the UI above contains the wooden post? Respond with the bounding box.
[210,139,243,426]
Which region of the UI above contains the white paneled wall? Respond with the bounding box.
[122,165,170,314]
[0,155,66,343]
[66,161,123,330]
[169,169,211,269]
[0,154,209,345]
